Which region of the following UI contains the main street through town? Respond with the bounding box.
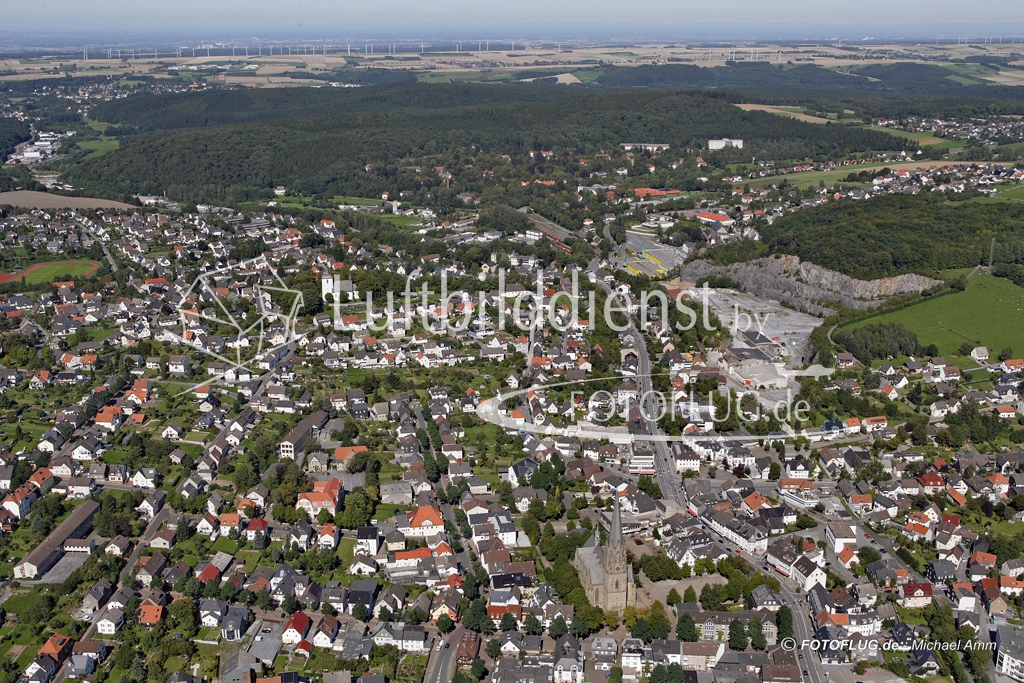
[422,627,461,683]
[593,234,682,507]
[631,327,683,507]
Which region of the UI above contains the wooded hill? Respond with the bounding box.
[86,83,581,134]
[67,86,911,203]
[757,194,1024,279]
[593,61,1024,104]
[0,118,31,160]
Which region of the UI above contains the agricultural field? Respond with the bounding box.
[78,136,120,157]
[994,185,1024,201]
[840,273,1024,357]
[735,103,830,124]
[731,159,977,189]
[0,191,132,210]
[858,126,952,147]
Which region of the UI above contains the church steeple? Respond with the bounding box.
[610,491,623,547]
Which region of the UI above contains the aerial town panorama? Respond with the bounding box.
[4,6,1024,683]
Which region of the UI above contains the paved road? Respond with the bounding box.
[701,522,827,683]
[76,219,118,273]
[440,502,473,571]
[778,581,824,683]
[79,504,171,641]
[629,327,682,507]
[592,269,681,507]
[592,226,679,503]
[412,402,436,457]
[423,627,460,683]
[842,505,950,606]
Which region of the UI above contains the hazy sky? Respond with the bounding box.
[3,0,1024,39]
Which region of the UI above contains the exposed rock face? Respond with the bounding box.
[679,255,941,316]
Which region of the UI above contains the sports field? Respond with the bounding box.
[840,273,1024,356]
[10,261,101,284]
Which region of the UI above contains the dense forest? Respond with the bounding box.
[86,83,581,134]
[751,194,1024,279]
[66,87,911,203]
[592,61,1024,106]
[86,65,1024,137]
[832,322,927,364]
[0,118,30,161]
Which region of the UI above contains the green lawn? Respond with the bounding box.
[417,74,451,83]
[2,591,43,618]
[211,536,239,554]
[164,655,188,672]
[357,212,421,229]
[237,550,262,573]
[87,327,119,341]
[372,503,409,522]
[995,185,1024,201]
[334,195,383,206]
[472,467,500,488]
[78,137,120,158]
[895,606,928,625]
[840,273,1024,357]
[195,627,219,641]
[985,519,1024,538]
[15,647,38,668]
[337,537,356,563]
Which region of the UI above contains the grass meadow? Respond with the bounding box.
[840,273,1024,357]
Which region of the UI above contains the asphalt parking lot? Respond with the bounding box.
[636,572,727,610]
[38,552,90,584]
[822,663,908,683]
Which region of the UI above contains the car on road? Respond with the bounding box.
[633,538,644,545]
[864,534,871,539]
[436,642,444,652]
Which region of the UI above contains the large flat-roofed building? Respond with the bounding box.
[279,410,328,459]
[678,608,778,645]
[708,138,744,150]
[620,143,670,152]
[15,500,99,579]
[997,623,1024,681]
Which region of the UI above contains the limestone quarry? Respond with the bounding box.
[678,254,942,316]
